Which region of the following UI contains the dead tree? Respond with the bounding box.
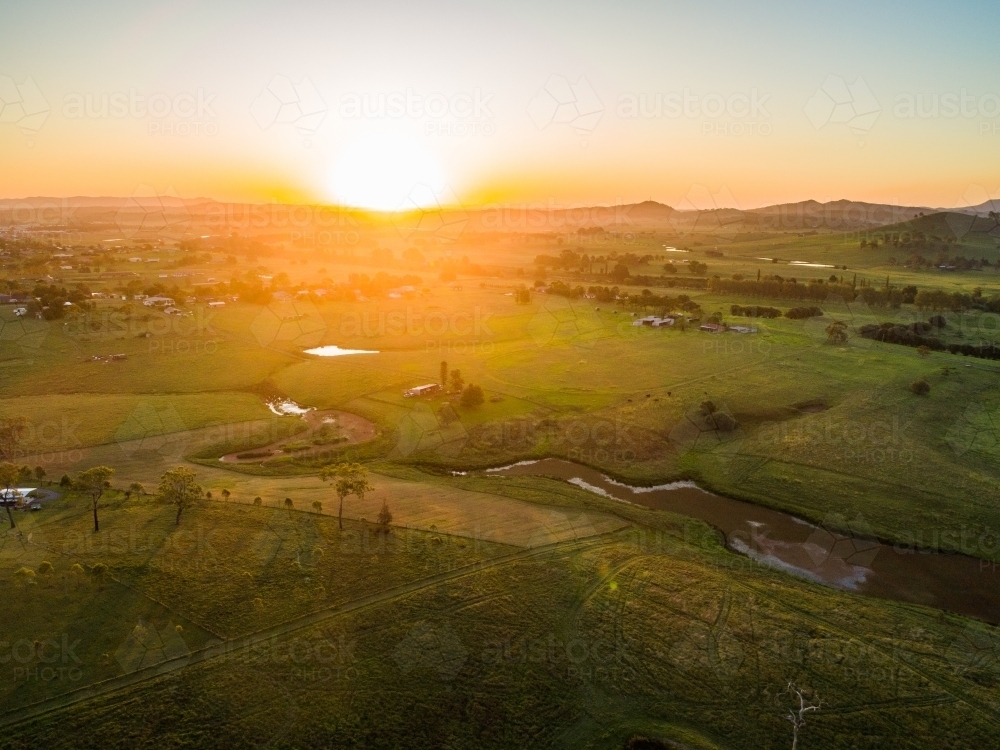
[786,681,822,750]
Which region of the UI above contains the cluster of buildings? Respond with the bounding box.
[631,315,757,334]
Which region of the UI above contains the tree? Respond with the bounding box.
[14,567,36,589]
[157,467,202,526]
[90,562,108,588]
[34,466,46,483]
[0,417,27,461]
[312,500,323,513]
[320,463,374,530]
[377,501,393,532]
[127,482,145,499]
[253,496,262,506]
[449,369,464,394]
[59,474,71,488]
[0,462,21,529]
[37,560,54,583]
[440,360,448,385]
[76,466,115,533]
[221,488,231,502]
[785,682,822,750]
[283,497,293,514]
[460,384,485,408]
[699,400,718,428]
[825,320,848,345]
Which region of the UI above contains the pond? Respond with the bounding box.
[485,458,1000,624]
[304,345,379,357]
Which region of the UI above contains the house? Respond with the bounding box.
[207,300,225,307]
[633,316,675,328]
[699,323,725,333]
[143,296,175,307]
[404,383,442,398]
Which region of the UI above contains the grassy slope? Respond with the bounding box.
[1,484,999,749]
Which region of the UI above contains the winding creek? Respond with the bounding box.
[485,458,1000,624]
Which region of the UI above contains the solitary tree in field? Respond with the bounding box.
[0,417,27,461]
[221,488,231,503]
[126,482,145,500]
[785,682,822,750]
[320,463,374,530]
[76,466,115,533]
[34,466,46,484]
[377,501,393,533]
[0,462,21,529]
[460,384,485,409]
[825,320,849,345]
[157,466,202,525]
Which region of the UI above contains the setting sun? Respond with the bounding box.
[329,133,446,211]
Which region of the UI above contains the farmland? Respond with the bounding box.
[2,206,1000,747]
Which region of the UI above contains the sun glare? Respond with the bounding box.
[329,133,446,211]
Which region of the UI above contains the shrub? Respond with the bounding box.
[377,501,393,531]
[785,306,823,319]
[253,496,262,506]
[911,379,930,395]
[460,384,485,408]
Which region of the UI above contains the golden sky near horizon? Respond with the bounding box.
[1,0,999,211]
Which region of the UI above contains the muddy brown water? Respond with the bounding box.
[486,459,1000,624]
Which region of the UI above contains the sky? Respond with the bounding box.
[0,0,998,211]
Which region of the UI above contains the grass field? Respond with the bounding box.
[3,218,1000,747]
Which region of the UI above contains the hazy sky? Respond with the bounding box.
[1,0,998,210]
